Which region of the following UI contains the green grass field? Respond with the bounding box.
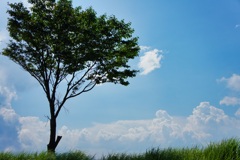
[1,138,240,160]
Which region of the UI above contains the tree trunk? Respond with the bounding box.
[47,101,62,153]
[47,117,62,152]
[47,117,56,152]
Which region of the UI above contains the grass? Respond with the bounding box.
[0,151,92,160]
[0,138,240,160]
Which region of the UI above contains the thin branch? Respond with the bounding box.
[29,71,46,92]
[45,115,50,121]
[51,55,61,102]
[67,61,97,92]
[54,72,76,118]
[67,81,97,99]
[54,62,97,118]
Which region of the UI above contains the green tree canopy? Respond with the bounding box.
[2,0,139,152]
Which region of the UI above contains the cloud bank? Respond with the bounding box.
[1,85,240,157]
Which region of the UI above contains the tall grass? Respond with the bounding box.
[0,152,56,160]
[102,138,240,160]
[0,138,239,160]
[202,138,240,160]
[0,151,92,160]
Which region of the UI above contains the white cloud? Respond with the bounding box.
[185,102,229,140]
[189,102,228,123]
[0,107,18,122]
[0,83,20,151]
[0,86,17,107]
[218,74,240,108]
[18,116,49,151]
[1,97,240,157]
[235,108,240,117]
[220,96,240,106]
[56,102,239,156]
[65,102,237,156]
[0,66,18,107]
[155,110,172,120]
[138,48,163,75]
[140,46,150,51]
[219,74,240,91]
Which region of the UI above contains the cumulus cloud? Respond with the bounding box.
[185,102,230,140]
[219,74,240,91]
[55,103,240,155]
[189,102,228,124]
[0,86,17,107]
[1,101,240,156]
[0,66,31,151]
[0,107,18,122]
[219,74,240,111]
[138,47,163,75]
[18,116,49,151]
[220,96,240,106]
[0,81,48,151]
[0,83,19,151]
[58,102,238,156]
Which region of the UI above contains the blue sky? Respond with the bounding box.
[1,0,240,157]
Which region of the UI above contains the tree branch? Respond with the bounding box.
[67,81,96,99]
[54,62,97,118]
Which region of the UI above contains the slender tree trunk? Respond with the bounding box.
[47,117,57,152]
[47,101,62,152]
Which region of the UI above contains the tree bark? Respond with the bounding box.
[47,117,56,152]
[47,101,62,153]
[47,117,62,152]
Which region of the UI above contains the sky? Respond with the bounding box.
[1,0,240,157]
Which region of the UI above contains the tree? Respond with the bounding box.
[1,0,139,152]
